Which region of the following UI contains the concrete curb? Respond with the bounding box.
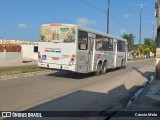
[125,75,155,109]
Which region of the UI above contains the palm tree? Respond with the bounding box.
[144,47,151,58]
[138,45,144,55]
[144,38,151,46]
[121,33,135,51]
[144,37,156,53]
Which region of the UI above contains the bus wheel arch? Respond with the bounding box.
[95,60,102,76]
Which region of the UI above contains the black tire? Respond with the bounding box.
[101,62,107,75]
[121,60,126,69]
[95,63,102,76]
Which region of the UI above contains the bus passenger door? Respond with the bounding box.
[125,43,128,65]
[113,41,117,68]
[88,33,95,72]
[77,30,89,73]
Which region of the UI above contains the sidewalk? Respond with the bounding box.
[125,78,160,111]
[110,76,160,120]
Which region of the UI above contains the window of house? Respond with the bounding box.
[34,46,38,53]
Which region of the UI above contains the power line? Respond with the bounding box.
[78,0,130,32]
[78,0,106,13]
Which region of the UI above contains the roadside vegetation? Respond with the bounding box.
[122,33,156,60]
[0,65,47,76]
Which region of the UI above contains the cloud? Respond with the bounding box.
[76,18,96,27]
[17,24,28,28]
[123,14,131,19]
[120,28,128,34]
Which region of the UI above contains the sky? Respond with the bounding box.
[0,0,157,44]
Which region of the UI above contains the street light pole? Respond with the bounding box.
[131,3,149,45]
[107,0,110,34]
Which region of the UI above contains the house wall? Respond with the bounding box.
[21,45,38,61]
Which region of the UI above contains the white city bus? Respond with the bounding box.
[38,24,128,75]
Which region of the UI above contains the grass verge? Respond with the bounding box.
[129,57,155,61]
[0,65,47,76]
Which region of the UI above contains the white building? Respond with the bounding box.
[21,45,38,61]
[0,39,39,64]
[0,39,38,45]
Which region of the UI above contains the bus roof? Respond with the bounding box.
[77,25,127,42]
[41,23,77,27]
[41,23,127,42]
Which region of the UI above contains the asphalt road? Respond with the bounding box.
[0,59,155,119]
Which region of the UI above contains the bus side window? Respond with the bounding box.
[89,38,93,53]
[78,31,88,50]
[117,40,121,52]
[117,40,125,52]
[103,37,109,51]
[96,34,103,51]
[108,38,113,51]
[96,41,103,51]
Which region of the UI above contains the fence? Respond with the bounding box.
[0,44,22,65]
[0,51,22,65]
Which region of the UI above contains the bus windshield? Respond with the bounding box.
[40,24,76,43]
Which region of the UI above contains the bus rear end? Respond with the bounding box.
[38,24,77,72]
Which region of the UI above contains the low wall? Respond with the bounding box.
[0,52,22,65]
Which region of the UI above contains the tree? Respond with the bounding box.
[144,47,151,58]
[144,37,156,53]
[121,33,135,51]
[138,45,145,55]
[151,39,156,54]
[144,38,151,46]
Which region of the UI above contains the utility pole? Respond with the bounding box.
[140,4,142,45]
[153,21,155,40]
[107,0,110,34]
[152,21,155,40]
[155,0,160,79]
[131,3,149,45]
[146,21,155,40]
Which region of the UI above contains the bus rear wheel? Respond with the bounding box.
[95,63,102,76]
[101,62,107,75]
[121,59,126,69]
